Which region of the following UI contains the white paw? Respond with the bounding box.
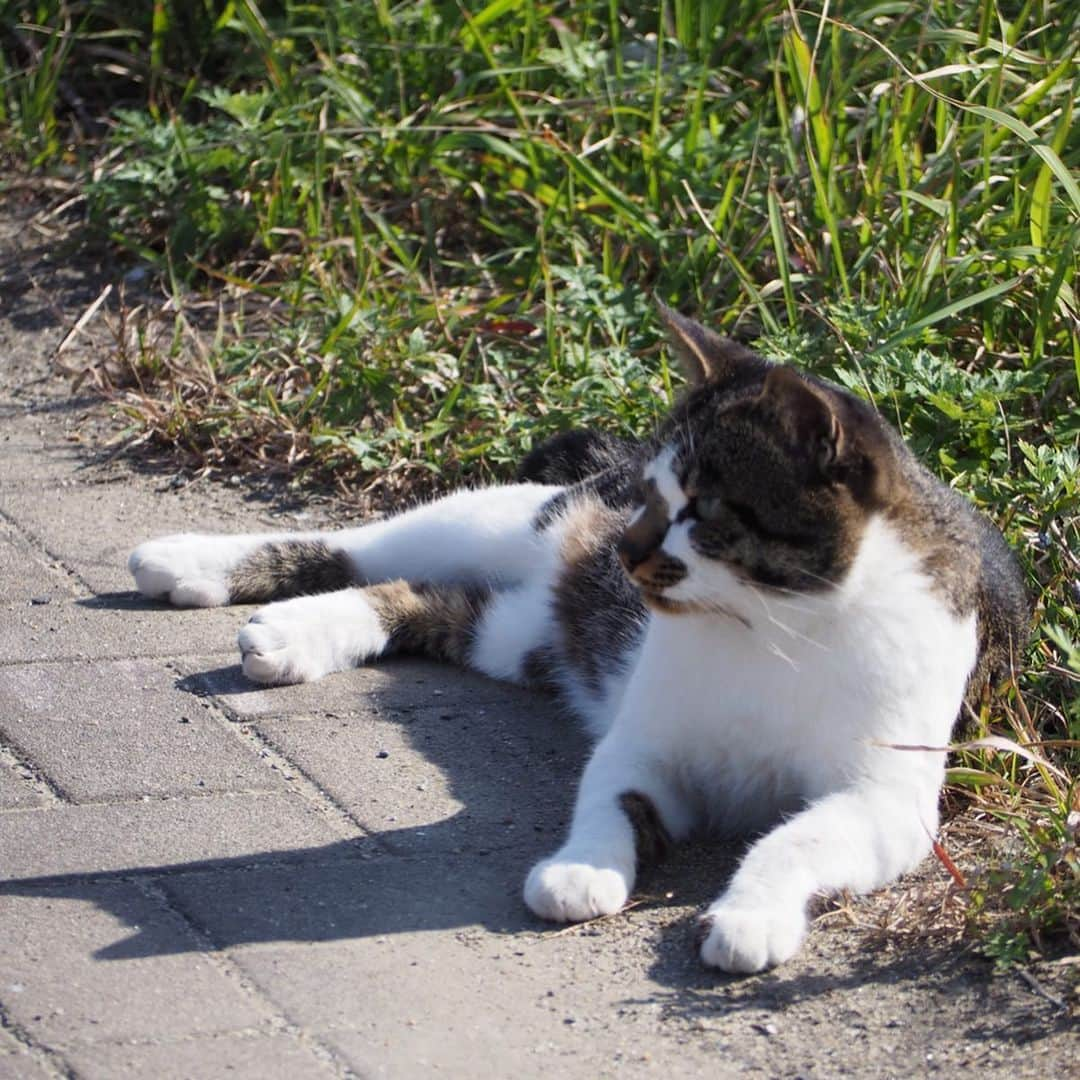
[699,901,807,974]
[238,592,388,685]
[129,534,255,607]
[524,859,629,922]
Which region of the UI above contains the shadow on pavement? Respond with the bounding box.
[0,643,757,969]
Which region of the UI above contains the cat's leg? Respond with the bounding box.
[699,781,939,973]
[129,533,340,607]
[524,733,696,921]
[130,483,561,607]
[238,579,496,684]
[238,570,560,685]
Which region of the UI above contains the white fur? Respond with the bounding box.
[131,456,977,973]
[469,582,554,682]
[643,445,688,516]
[239,590,390,684]
[466,506,567,682]
[333,484,561,586]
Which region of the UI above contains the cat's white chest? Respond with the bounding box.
[610,520,977,830]
[620,613,848,826]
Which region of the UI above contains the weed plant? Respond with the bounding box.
[2,0,1077,961]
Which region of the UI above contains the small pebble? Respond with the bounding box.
[376,750,389,759]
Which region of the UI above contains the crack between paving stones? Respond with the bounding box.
[0,507,98,597]
[0,1002,79,1080]
[0,650,239,669]
[0,735,71,804]
[167,661,387,852]
[1,853,387,892]
[134,879,362,1080]
[0,788,329,814]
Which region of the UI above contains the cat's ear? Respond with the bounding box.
[654,301,762,387]
[758,366,843,473]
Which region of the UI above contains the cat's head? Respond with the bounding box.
[617,305,899,618]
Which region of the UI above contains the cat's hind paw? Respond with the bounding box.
[523,859,629,923]
[238,591,388,685]
[129,534,250,607]
[698,902,807,974]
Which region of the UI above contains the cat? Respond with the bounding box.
[128,303,1030,973]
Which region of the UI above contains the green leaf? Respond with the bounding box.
[872,276,1024,354]
[967,105,1080,216]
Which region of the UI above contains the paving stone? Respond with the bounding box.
[0,745,53,809]
[253,700,586,855]
[180,653,541,720]
[267,952,578,1080]
[0,402,98,488]
[64,1035,338,1079]
[0,881,275,1047]
[0,522,77,604]
[0,794,354,881]
[321,1016,649,1080]
[229,931,700,1080]
[160,851,524,952]
[0,659,284,801]
[0,482,280,595]
[0,593,246,665]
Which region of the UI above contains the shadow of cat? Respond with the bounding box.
[1,643,750,966]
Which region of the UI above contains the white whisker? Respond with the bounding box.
[746,584,831,652]
[766,639,800,671]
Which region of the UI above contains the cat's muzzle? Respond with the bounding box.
[618,482,688,596]
[617,532,688,595]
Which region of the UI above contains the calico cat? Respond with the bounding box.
[129,304,1029,972]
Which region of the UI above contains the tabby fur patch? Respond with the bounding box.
[619,791,673,868]
[364,580,492,665]
[228,541,357,603]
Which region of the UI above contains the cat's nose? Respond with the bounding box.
[617,516,668,573]
[617,536,649,573]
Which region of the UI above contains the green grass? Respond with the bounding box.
[2,0,1078,960]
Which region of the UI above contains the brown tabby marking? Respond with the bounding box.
[619,791,672,867]
[550,499,646,694]
[364,580,491,665]
[229,540,356,603]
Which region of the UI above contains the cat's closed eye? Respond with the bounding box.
[694,494,725,521]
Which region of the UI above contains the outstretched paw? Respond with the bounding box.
[129,534,256,607]
[238,591,388,685]
[698,901,807,974]
[524,859,629,923]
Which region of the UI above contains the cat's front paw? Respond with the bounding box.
[238,592,388,685]
[524,858,629,922]
[129,534,249,607]
[698,901,807,974]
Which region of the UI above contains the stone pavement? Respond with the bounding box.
[0,202,1075,1078]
